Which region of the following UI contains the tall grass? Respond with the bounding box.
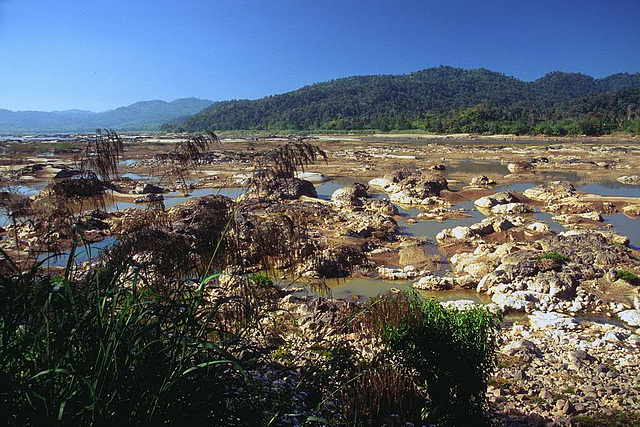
[0,253,271,424]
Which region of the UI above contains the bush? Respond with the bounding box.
[360,291,502,426]
[533,251,571,263]
[616,270,639,284]
[249,272,274,287]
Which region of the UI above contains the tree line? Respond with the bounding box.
[163,66,640,136]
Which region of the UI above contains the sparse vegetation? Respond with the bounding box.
[533,251,571,263]
[573,410,640,427]
[616,269,639,284]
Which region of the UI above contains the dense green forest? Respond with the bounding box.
[164,67,640,136]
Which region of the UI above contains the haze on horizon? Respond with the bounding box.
[1,0,639,112]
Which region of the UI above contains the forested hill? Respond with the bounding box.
[0,98,213,133]
[166,67,640,136]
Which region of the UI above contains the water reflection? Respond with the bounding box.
[316,277,494,302]
[397,201,485,239]
[39,237,117,268]
[447,160,509,176]
[604,213,640,251]
[578,184,640,198]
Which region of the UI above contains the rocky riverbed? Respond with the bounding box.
[2,133,640,424]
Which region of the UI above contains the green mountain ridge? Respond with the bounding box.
[166,66,640,135]
[0,98,213,133]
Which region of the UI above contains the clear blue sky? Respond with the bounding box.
[1,0,638,112]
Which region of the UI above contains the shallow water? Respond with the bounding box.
[5,160,640,295]
[321,277,492,301]
[120,172,153,181]
[604,213,640,251]
[316,176,639,300]
[397,201,485,239]
[315,177,374,200]
[578,183,640,198]
[106,187,247,212]
[493,182,535,193]
[532,211,567,234]
[447,159,509,177]
[39,236,118,268]
[162,187,247,208]
[323,277,411,299]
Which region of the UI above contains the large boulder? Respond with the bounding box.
[491,202,532,215]
[523,181,576,203]
[474,191,518,209]
[470,175,496,186]
[263,178,317,200]
[296,172,329,183]
[365,199,399,216]
[528,311,578,330]
[617,175,640,185]
[507,161,533,174]
[302,245,366,278]
[343,212,398,238]
[413,275,457,291]
[492,291,541,313]
[378,265,422,280]
[331,183,368,208]
[133,193,164,203]
[622,204,640,218]
[373,169,449,204]
[54,168,82,179]
[619,310,640,327]
[132,182,165,194]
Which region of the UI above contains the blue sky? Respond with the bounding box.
[0,0,639,111]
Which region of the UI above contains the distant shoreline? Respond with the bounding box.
[1,130,638,143]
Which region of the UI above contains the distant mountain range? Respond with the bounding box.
[165,67,640,136]
[4,67,640,136]
[0,98,213,133]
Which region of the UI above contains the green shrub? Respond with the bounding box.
[616,270,639,284]
[250,272,274,287]
[361,291,502,426]
[533,251,571,263]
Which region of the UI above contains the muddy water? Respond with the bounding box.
[322,277,493,302]
[447,160,509,177]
